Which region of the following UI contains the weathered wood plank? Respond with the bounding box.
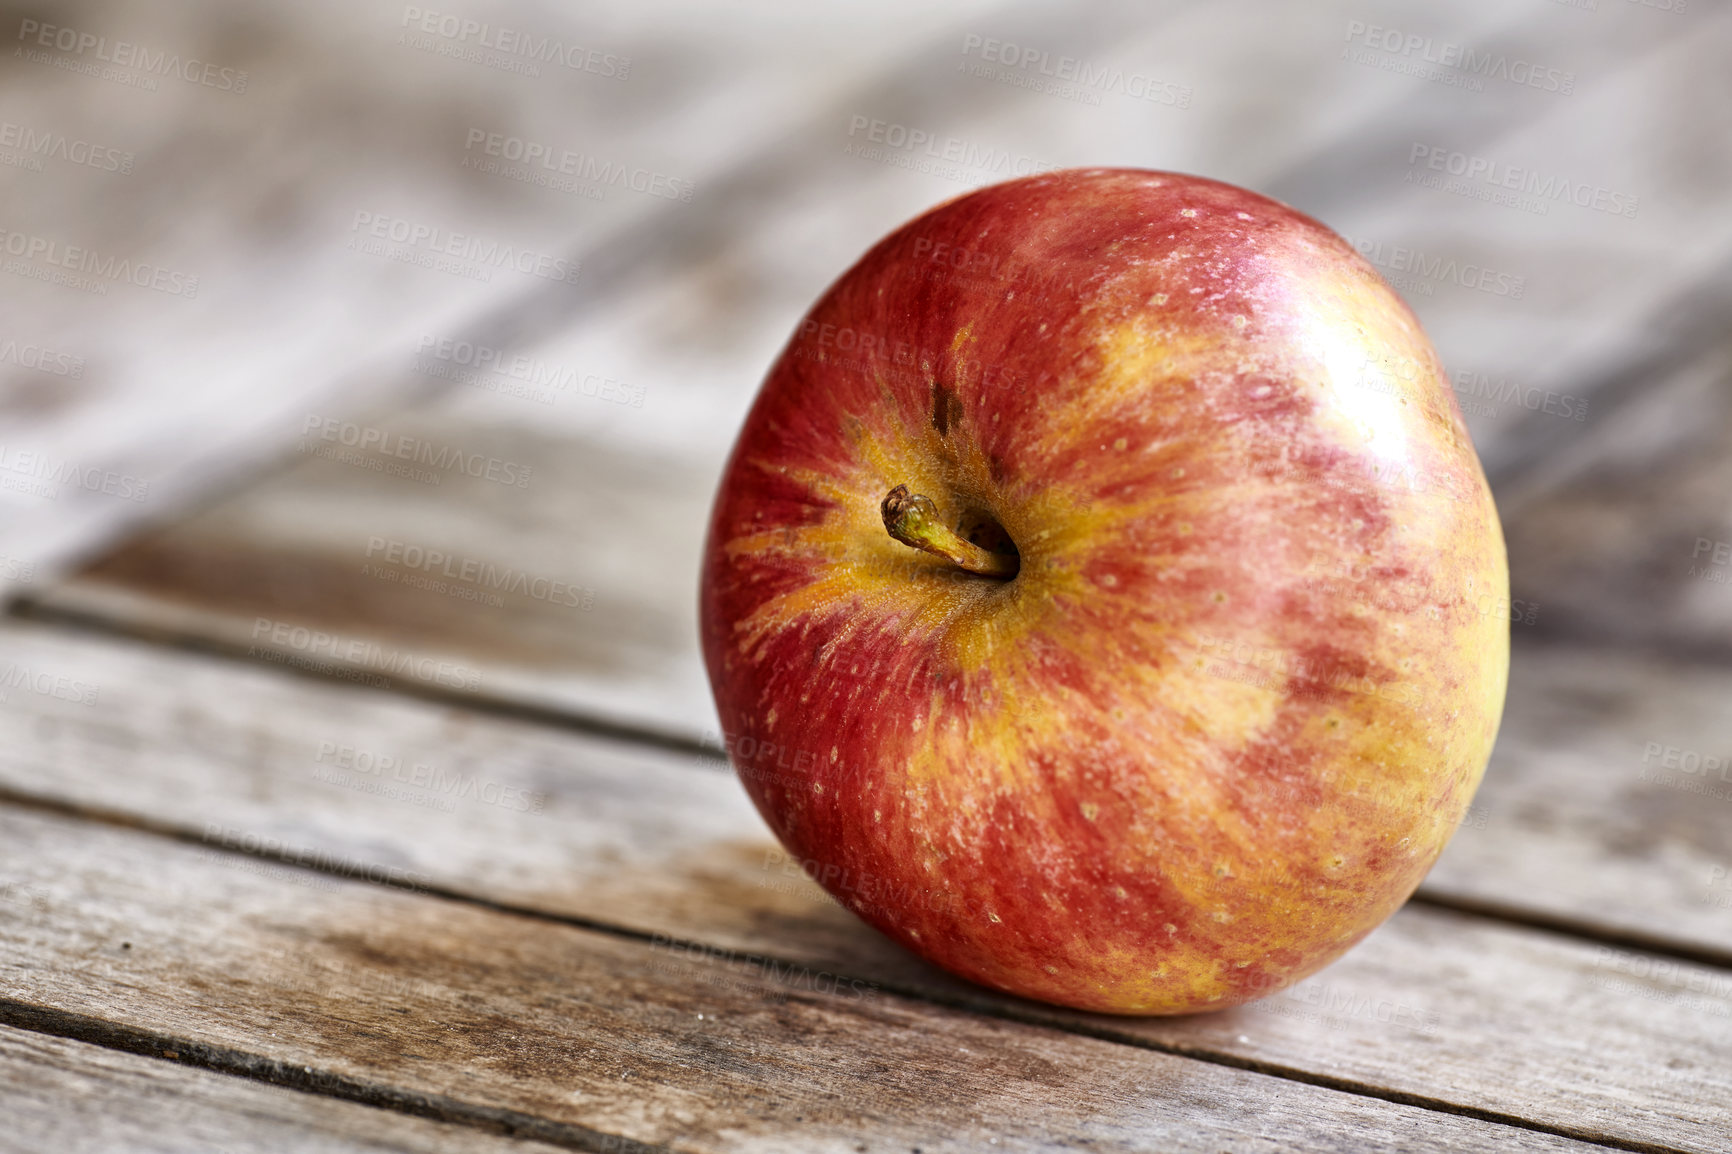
[458,0,1727,473]
[1265,2,1732,483]
[1493,327,1732,660]
[29,423,725,739]
[27,444,1732,974]
[0,0,1033,594]
[0,805,1608,1154]
[0,1023,580,1154]
[24,0,1725,599]
[24,2,1732,789]
[0,620,1725,1151]
[1424,642,1732,952]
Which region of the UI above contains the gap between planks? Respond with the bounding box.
[7,596,715,764]
[0,1003,662,1154]
[2,801,1642,1154]
[0,966,1682,1154]
[0,775,1696,1154]
[14,594,1732,977]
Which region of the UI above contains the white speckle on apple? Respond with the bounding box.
[988,912,1002,923]
[1164,924,1177,934]
[1081,802,1099,821]
[1251,384,1271,398]
[814,782,824,794]
[1180,208,1198,218]
[1236,212,1253,221]
[1113,437,1128,450]
[1099,573,1118,588]
[1044,965,1058,975]
[1234,961,1250,968]
[1113,885,1129,899]
[912,715,923,732]
[830,746,839,763]
[766,708,777,728]
[1232,316,1248,330]
[1212,910,1233,924]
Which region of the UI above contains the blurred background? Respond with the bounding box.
[2,0,1731,901]
[6,6,1732,1144]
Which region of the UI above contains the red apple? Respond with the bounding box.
[699,168,1508,1015]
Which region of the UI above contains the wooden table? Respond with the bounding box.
[4,1,1731,1150]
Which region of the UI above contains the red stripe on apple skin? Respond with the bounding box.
[700,168,1507,1015]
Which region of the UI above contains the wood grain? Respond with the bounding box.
[7,1,1727,1148]
[0,1024,580,1154]
[23,0,1732,885]
[23,0,1731,617]
[0,804,1611,1154]
[1424,642,1732,957]
[0,0,1031,593]
[1495,327,1732,661]
[28,472,1732,972]
[21,4,1732,785]
[28,421,725,741]
[0,620,1726,1151]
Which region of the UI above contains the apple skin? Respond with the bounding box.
[698,168,1508,1015]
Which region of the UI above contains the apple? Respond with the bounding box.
[699,168,1508,1015]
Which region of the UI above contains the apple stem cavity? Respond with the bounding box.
[881,485,1019,579]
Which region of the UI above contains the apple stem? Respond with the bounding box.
[880,485,1018,579]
